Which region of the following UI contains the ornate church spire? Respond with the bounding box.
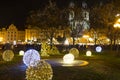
[82,1,87,9]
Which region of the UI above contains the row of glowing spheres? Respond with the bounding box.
[62,46,102,64]
[86,46,102,56]
[22,46,102,66]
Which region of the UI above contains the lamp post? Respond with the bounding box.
[113,18,120,56]
[64,39,69,53]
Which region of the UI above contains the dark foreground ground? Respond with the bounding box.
[0,52,120,80]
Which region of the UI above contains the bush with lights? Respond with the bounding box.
[41,42,50,57]
[26,60,53,80]
[41,42,60,56]
[49,45,60,55]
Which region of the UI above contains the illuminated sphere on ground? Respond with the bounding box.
[19,50,24,56]
[23,49,40,66]
[96,46,102,52]
[26,60,53,80]
[2,50,14,61]
[63,53,74,64]
[86,51,92,56]
[69,48,79,59]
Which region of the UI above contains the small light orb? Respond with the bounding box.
[96,46,102,52]
[86,51,92,56]
[2,50,14,61]
[19,50,24,56]
[23,49,40,67]
[63,53,74,64]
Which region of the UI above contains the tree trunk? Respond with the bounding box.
[72,36,75,46]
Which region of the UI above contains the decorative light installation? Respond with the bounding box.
[63,53,74,64]
[69,48,79,59]
[86,50,92,56]
[19,50,24,56]
[96,46,102,52]
[23,49,40,66]
[26,60,53,80]
[2,50,14,61]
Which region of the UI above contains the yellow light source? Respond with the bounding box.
[63,53,74,64]
[19,50,24,56]
[0,37,3,42]
[117,18,120,23]
[114,23,120,28]
[83,35,89,38]
[64,39,69,45]
[86,51,92,56]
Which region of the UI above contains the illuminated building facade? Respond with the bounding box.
[69,1,90,37]
[0,24,25,44]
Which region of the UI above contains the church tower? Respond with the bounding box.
[81,1,90,31]
[69,1,90,37]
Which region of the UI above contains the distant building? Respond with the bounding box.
[69,1,90,37]
[0,24,25,44]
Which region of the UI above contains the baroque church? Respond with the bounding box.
[69,1,90,37]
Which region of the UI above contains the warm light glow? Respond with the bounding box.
[86,51,92,56]
[88,38,93,41]
[114,23,120,28]
[114,18,120,28]
[117,19,120,23]
[63,53,74,64]
[23,49,40,66]
[83,35,89,38]
[13,40,16,45]
[96,46,102,52]
[0,37,3,42]
[19,50,24,56]
[116,14,120,17]
[64,39,69,45]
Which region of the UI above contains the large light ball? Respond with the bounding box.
[86,50,92,56]
[63,53,74,64]
[26,60,53,80]
[96,46,102,52]
[2,50,14,61]
[23,49,40,66]
[19,50,24,56]
[69,48,79,59]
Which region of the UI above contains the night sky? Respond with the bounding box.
[0,0,112,29]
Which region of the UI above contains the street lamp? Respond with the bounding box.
[64,39,69,52]
[113,18,120,55]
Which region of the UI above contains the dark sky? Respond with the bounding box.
[0,0,48,29]
[0,0,111,29]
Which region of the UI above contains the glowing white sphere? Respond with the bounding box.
[63,53,74,64]
[96,46,102,52]
[86,51,92,56]
[2,50,14,61]
[19,50,24,56]
[23,49,40,66]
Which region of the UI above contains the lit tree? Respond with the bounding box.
[90,2,120,46]
[26,0,69,47]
